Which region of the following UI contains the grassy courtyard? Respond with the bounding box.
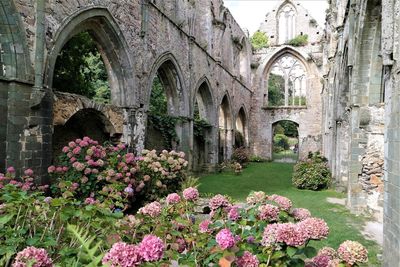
[199,162,382,266]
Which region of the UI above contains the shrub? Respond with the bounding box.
[232,147,249,164]
[292,152,332,190]
[49,137,188,208]
[287,34,309,47]
[0,170,367,266]
[250,31,269,51]
[274,134,290,151]
[249,155,268,162]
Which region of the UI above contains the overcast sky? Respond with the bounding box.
[224,0,329,35]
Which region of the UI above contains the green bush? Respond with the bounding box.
[274,134,290,151]
[287,34,308,47]
[292,152,331,190]
[249,155,268,162]
[250,31,269,51]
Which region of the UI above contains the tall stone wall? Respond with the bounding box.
[0,0,253,179]
[381,0,400,265]
[322,0,385,218]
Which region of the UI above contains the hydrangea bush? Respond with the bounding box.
[49,137,188,208]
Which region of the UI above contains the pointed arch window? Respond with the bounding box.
[267,54,307,107]
[278,4,296,44]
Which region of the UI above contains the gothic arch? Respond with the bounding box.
[218,93,234,162]
[276,1,298,44]
[235,106,249,147]
[146,52,189,117]
[192,77,218,169]
[45,7,135,106]
[260,47,312,107]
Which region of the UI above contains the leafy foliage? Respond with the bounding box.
[67,224,104,266]
[292,152,332,190]
[274,134,290,153]
[232,146,250,165]
[53,31,111,103]
[268,73,285,106]
[250,30,269,51]
[287,34,309,47]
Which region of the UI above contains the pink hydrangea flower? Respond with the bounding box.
[138,201,162,218]
[13,246,53,267]
[262,223,308,248]
[209,194,230,210]
[228,206,241,221]
[102,242,142,267]
[246,191,266,205]
[24,169,34,177]
[72,147,81,155]
[311,254,331,267]
[292,208,311,221]
[298,218,329,240]
[6,166,15,173]
[236,251,259,267]
[139,235,165,262]
[215,228,236,250]
[199,220,212,233]
[337,240,368,265]
[47,166,56,173]
[62,146,69,153]
[269,194,292,211]
[317,247,338,259]
[182,187,199,201]
[166,193,181,204]
[258,204,280,221]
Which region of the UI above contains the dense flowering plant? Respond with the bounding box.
[49,137,188,208]
[12,246,53,267]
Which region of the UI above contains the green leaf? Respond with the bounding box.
[0,214,14,225]
[287,246,297,257]
[304,246,317,258]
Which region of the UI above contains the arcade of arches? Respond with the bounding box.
[0,0,399,264]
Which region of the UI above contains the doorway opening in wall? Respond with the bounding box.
[145,75,176,152]
[272,120,299,162]
[53,31,111,104]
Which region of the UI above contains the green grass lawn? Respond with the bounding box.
[199,162,382,266]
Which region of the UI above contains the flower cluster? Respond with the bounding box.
[182,187,199,201]
[292,208,311,221]
[299,217,329,240]
[216,228,236,250]
[209,194,230,210]
[102,242,142,267]
[246,191,266,205]
[13,246,53,267]
[258,204,280,221]
[0,168,47,192]
[268,194,292,211]
[199,220,212,233]
[337,240,368,265]
[102,235,164,267]
[48,137,188,207]
[138,201,162,218]
[166,193,181,204]
[236,251,259,267]
[228,205,241,221]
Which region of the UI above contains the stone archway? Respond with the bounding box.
[235,107,249,147]
[46,8,135,106]
[271,120,299,162]
[46,8,134,162]
[145,53,190,153]
[193,78,217,171]
[218,94,234,162]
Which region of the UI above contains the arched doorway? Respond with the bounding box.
[145,56,188,153]
[272,120,299,162]
[235,107,248,148]
[47,8,134,161]
[193,80,217,171]
[218,95,233,162]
